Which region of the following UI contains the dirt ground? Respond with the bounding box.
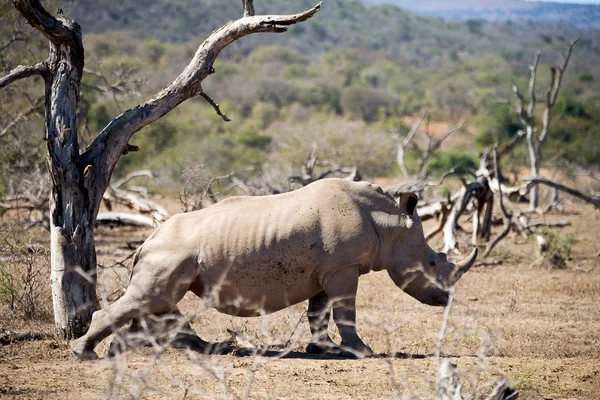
[1,197,599,399]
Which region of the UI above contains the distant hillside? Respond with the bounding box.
[361,0,600,28]
[59,0,595,66]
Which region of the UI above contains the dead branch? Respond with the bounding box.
[442,186,466,255]
[396,109,427,178]
[395,109,463,179]
[425,199,453,241]
[199,91,231,122]
[288,145,360,187]
[484,148,512,257]
[0,61,48,88]
[497,129,526,159]
[103,185,170,223]
[521,176,600,210]
[96,212,155,228]
[486,379,519,400]
[112,170,155,189]
[526,220,571,229]
[0,330,45,345]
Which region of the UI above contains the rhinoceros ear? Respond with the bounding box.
[398,193,418,216]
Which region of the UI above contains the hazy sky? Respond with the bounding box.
[528,0,600,3]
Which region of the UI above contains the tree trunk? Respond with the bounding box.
[43,28,98,339]
[50,211,98,339]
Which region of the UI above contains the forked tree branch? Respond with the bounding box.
[509,51,540,150]
[80,2,322,209]
[538,38,578,144]
[396,109,427,178]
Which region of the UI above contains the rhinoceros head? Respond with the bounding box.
[384,193,478,307]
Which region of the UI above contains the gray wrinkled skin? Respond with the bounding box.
[73,179,477,360]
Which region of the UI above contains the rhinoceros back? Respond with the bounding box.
[142,179,390,316]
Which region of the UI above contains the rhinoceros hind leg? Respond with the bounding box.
[73,258,195,360]
[306,291,337,354]
[107,307,211,357]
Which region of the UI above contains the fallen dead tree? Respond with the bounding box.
[103,170,170,223]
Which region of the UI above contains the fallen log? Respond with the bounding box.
[96,212,155,228]
[0,330,45,345]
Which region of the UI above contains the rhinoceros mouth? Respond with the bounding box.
[451,248,478,284]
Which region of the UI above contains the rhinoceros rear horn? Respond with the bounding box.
[399,193,418,215]
[451,248,478,284]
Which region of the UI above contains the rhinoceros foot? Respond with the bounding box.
[72,339,99,361]
[305,340,337,355]
[306,340,373,359]
[203,340,236,355]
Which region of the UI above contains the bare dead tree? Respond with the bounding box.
[103,170,170,223]
[0,0,321,339]
[395,110,464,180]
[511,39,578,210]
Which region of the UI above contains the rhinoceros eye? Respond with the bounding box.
[429,261,436,267]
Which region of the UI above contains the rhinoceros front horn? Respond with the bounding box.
[451,248,478,284]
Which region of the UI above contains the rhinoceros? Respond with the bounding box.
[72,178,477,360]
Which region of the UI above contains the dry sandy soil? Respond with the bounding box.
[1,196,599,399]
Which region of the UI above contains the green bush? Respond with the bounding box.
[553,94,588,118]
[474,103,521,147]
[429,149,478,175]
[235,128,272,150]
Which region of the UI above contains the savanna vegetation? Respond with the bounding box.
[1,1,599,399]
[1,0,599,196]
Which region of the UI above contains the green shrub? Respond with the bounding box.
[474,103,521,148]
[235,128,272,149]
[429,149,478,175]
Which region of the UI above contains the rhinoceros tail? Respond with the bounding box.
[128,244,144,283]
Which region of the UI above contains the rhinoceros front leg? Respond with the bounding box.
[323,266,373,358]
[306,291,337,354]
